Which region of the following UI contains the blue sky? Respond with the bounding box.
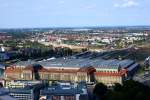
[0,0,149,28]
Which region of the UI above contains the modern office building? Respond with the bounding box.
[5,81,48,100]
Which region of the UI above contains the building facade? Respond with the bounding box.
[4,58,139,86]
[9,88,33,100]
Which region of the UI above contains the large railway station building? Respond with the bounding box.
[4,56,139,86]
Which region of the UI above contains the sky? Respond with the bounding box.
[0,0,150,28]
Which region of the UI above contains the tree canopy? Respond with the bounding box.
[93,80,150,100]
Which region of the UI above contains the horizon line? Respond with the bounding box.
[0,25,150,29]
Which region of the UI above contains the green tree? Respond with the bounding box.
[105,80,150,100]
[93,83,108,100]
[114,83,122,92]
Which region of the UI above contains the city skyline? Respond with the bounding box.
[0,0,150,28]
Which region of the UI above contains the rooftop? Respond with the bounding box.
[12,51,137,70]
[40,81,87,95]
[13,57,136,70]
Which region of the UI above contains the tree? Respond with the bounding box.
[93,83,108,100]
[105,80,150,100]
[114,83,122,92]
[0,82,3,88]
[32,64,43,80]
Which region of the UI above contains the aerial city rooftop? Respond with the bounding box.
[0,26,149,100]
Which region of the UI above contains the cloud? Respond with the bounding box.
[114,0,139,8]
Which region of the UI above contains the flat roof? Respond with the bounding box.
[14,60,36,67]
[41,82,86,95]
[8,88,32,94]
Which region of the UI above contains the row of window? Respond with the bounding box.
[97,70,118,73]
[10,93,32,100]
